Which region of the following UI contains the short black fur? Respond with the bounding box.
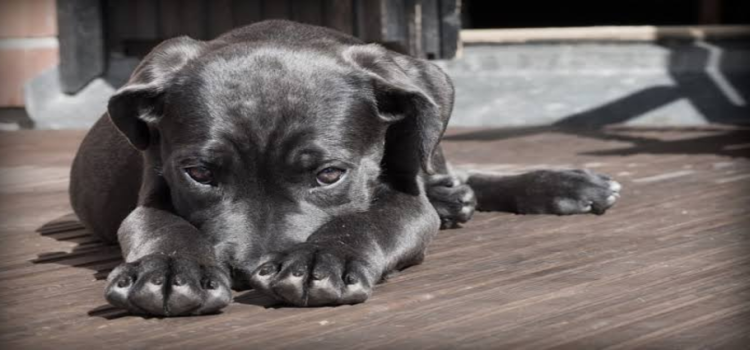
[70,20,621,316]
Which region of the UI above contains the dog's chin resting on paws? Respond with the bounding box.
[68,20,621,316]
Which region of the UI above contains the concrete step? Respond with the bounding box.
[438,41,750,127]
[22,41,750,129]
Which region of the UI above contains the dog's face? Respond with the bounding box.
[158,48,387,267]
[107,36,447,277]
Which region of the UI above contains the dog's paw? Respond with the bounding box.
[517,169,621,215]
[250,244,375,307]
[105,254,231,316]
[426,174,477,229]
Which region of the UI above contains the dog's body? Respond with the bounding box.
[70,21,620,316]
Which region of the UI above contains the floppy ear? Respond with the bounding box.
[108,36,205,150]
[343,44,452,176]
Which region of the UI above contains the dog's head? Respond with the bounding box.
[107,34,449,274]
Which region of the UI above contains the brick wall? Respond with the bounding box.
[0,0,59,107]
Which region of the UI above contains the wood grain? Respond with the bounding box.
[0,127,748,349]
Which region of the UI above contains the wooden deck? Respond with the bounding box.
[1,126,749,349]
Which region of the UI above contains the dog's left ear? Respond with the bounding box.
[108,36,205,150]
[343,44,451,175]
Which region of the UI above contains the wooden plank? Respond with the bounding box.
[56,0,105,94]
[116,0,160,57]
[130,0,159,40]
[105,0,128,53]
[158,0,183,38]
[405,0,424,58]
[181,0,209,39]
[158,0,208,39]
[354,0,383,42]
[1,127,750,348]
[382,0,407,53]
[323,0,354,35]
[207,0,234,38]
[421,0,441,59]
[262,0,291,19]
[438,0,460,59]
[290,0,323,25]
[232,0,262,27]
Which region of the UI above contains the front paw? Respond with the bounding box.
[250,244,375,307]
[426,174,477,229]
[105,254,231,316]
[518,169,622,215]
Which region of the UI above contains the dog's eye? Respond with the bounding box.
[185,166,213,185]
[316,167,346,186]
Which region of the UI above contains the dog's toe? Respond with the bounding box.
[130,276,167,315]
[606,193,618,206]
[609,180,622,193]
[105,255,231,316]
[306,277,343,306]
[251,245,373,307]
[522,169,621,215]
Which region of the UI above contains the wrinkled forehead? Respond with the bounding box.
[199,47,357,108]
[160,46,382,158]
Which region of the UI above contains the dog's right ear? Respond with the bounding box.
[342,44,450,176]
[108,36,205,150]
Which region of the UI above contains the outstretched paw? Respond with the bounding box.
[517,169,621,215]
[105,254,231,316]
[250,244,375,307]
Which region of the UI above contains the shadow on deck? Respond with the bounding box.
[444,126,750,160]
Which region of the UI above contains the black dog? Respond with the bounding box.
[69,20,620,316]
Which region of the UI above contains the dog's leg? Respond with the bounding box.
[467,169,622,215]
[249,188,439,306]
[104,207,232,316]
